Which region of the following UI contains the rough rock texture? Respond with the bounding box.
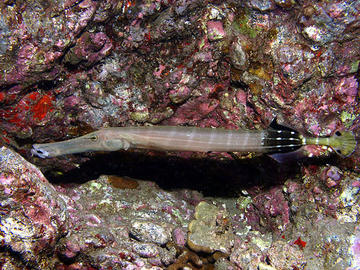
[0,0,359,269]
[0,147,201,269]
[187,201,234,253]
[54,174,197,269]
[0,147,68,269]
[1,151,360,268]
[0,0,358,165]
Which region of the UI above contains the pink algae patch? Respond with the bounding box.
[207,20,226,41]
[153,64,166,78]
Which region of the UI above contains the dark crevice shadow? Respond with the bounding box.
[44,151,302,197]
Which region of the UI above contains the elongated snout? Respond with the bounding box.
[32,132,102,158]
[32,129,131,158]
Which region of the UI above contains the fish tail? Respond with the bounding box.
[305,131,357,157]
[329,131,357,157]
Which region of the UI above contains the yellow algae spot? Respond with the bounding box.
[249,65,272,81]
[130,111,149,122]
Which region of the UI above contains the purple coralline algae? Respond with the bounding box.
[0,0,359,268]
[0,147,68,268]
[245,186,291,234]
[0,147,202,269]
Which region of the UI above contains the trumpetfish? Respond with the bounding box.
[31,123,357,159]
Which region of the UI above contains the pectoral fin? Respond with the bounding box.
[268,147,306,163]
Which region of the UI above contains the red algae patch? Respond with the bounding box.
[32,94,55,121]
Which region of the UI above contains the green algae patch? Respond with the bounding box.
[232,13,261,39]
[340,111,356,128]
[350,60,359,73]
[237,196,252,210]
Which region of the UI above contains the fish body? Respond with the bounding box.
[31,125,357,158]
[108,126,304,153]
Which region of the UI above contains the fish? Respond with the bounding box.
[31,124,357,159]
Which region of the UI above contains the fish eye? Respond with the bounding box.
[87,135,98,141]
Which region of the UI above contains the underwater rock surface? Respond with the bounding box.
[1,147,360,269]
[0,0,358,164]
[0,0,359,268]
[0,147,68,268]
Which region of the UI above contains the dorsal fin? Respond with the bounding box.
[263,119,303,154]
[269,117,298,133]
